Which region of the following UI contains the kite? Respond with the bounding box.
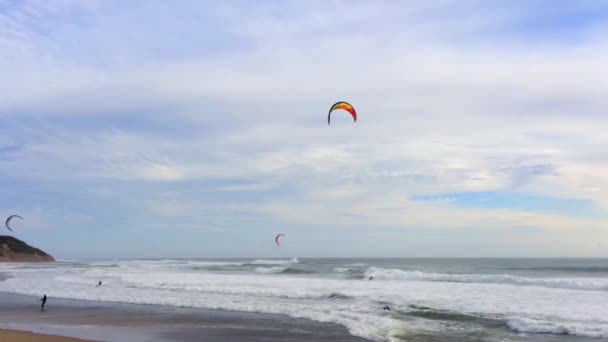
[275,233,285,247]
[5,215,23,232]
[328,101,357,125]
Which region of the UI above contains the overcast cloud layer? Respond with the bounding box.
[1,0,608,258]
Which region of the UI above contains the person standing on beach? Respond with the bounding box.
[40,294,47,311]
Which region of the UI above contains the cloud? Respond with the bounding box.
[1,1,608,257]
[141,164,185,181]
[2,1,608,119]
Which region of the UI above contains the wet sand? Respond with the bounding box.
[0,329,95,341]
[0,292,370,342]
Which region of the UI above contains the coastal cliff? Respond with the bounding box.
[0,236,55,262]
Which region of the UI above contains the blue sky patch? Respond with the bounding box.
[411,191,604,218]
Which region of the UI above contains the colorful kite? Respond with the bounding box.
[328,101,357,125]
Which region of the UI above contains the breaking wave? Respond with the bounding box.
[248,258,301,265]
[364,267,608,291]
[255,266,312,274]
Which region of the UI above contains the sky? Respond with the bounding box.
[1,0,608,259]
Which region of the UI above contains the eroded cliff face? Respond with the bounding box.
[0,236,55,262]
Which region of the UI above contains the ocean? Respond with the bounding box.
[0,258,607,341]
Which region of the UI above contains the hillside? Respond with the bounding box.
[0,236,55,262]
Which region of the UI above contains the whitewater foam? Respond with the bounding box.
[507,317,608,338]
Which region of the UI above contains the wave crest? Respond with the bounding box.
[249,258,301,265]
[364,267,608,291]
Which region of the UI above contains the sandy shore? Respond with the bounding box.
[0,292,369,342]
[0,329,95,341]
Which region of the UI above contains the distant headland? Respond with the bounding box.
[0,236,55,262]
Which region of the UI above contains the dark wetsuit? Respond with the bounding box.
[40,295,47,311]
[97,281,102,287]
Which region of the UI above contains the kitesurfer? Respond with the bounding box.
[40,294,47,311]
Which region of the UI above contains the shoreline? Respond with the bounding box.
[0,292,370,342]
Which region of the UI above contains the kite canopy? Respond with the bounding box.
[328,101,357,125]
[275,233,285,247]
[5,215,23,232]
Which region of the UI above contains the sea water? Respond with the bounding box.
[1,258,607,341]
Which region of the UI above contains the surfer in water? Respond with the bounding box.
[383,305,390,311]
[40,294,47,311]
[97,281,102,287]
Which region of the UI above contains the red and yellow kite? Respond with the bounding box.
[327,101,357,125]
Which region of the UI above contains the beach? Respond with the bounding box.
[0,292,368,342]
